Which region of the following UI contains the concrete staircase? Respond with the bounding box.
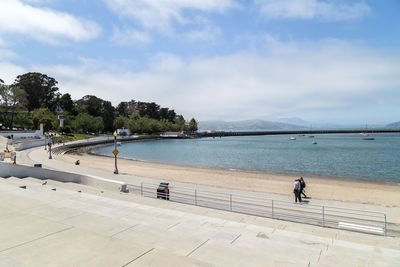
[0,177,399,266]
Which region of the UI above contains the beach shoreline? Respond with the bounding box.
[88,149,400,187]
[60,149,400,207]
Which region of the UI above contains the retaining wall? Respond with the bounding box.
[0,162,127,192]
[0,129,43,139]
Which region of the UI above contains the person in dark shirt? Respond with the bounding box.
[300,177,307,198]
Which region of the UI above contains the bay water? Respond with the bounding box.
[92,133,400,183]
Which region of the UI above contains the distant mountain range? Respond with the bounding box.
[198,120,305,131]
[277,117,366,129]
[198,117,395,131]
[385,121,400,128]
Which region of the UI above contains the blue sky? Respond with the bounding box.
[1,0,400,125]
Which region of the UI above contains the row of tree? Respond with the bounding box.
[0,73,198,134]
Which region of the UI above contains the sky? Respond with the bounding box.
[1,0,400,125]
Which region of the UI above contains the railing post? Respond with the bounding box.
[272,200,274,218]
[195,189,197,206]
[322,206,325,227]
[141,182,143,196]
[230,194,232,211]
[384,214,387,237]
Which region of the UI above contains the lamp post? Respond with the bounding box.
[48,142,52,159]
[44,133,47,150]
[113,131,118,174]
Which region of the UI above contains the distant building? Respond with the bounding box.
[117,128,131,136]
[160,131,183,138]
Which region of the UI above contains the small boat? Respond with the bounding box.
[312,139,317,144]
[117,141,122,146]
[363,137,375,140]
[289,136,296,140]
[309,135,314,138]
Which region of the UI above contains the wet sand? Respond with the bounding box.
[60,152,400,207]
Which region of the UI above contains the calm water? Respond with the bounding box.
[93,133,400,183]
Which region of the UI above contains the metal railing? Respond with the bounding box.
[127,182,387,236]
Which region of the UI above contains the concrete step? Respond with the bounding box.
[188,239,312,267]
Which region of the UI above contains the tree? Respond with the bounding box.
[159,108,169,120]
[167,109,176,122]
[31,108,56,131]
[13,72,60,112]
[102,100,115,132]
[188,118,198,132]
[73,113,104,133]
[0,83,26,128]
[147,102,160,119]
[75,95,103,117]
[114,116,130,129]
[116,102,128,117]
[59,93,74,113]
[175,115,186,131]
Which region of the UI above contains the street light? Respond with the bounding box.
[113,131,118,174]
[44,133,47,150]
[48,141,52,159]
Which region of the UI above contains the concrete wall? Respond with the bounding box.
[14,140,46,151]
[0,162,127,192]
[0,129,43,139]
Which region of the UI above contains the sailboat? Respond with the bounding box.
[362,124,375,140]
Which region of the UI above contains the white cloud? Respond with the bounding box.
[21,0,53,4]
[0,0,101,44]
[0,49,19,60]
[186,25,222,43]
[0,62,26,84]
[103,0,238,31]
[2,39,400,123]
[256,0,371,20]
[111,26,152,45]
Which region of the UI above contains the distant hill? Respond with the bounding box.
[278,117,364,129]
[198,120,305,131]
[278,117,311,127]
[386,121,400,128]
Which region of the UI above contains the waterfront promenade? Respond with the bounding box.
[1,138,400,266]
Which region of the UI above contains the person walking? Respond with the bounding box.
[293,179,302,203]
[300,177,307,198]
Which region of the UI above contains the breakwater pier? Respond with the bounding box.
[196,129,400,138]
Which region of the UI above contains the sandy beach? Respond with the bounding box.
[60,151,400,207]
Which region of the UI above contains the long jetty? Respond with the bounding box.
[196,129,400,138]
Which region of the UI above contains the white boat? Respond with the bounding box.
[117,141,122,146]
[289,136,296,140]
[312,139,317,144]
